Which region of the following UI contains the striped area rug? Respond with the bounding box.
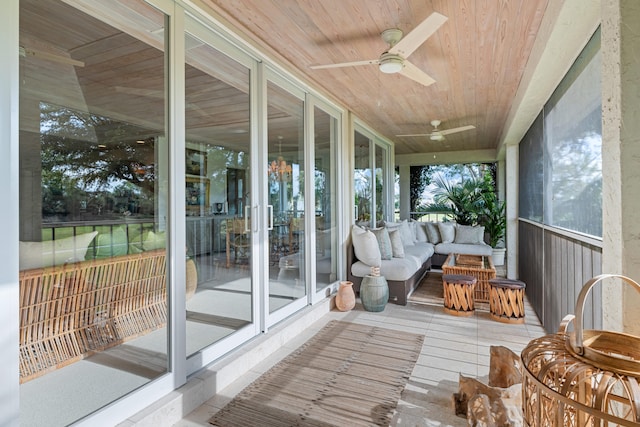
[209,320,424,426]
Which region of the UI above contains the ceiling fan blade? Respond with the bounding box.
[398,60,435,87]
[310,59,379,70]
[440,125,476,135]
[20,46,85,67]
[388,12,447,58]
[395,133,431,137]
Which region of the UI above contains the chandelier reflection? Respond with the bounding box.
[269,137,292,181]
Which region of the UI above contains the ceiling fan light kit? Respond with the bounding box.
[379,53,404,74]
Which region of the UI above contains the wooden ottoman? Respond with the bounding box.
[488,278,526,324]
[442,274,477,317]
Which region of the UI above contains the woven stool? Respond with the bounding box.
[488,278,526,324]
[442,274,477,317]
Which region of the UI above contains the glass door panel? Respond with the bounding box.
[18,1,168,424]
[375,145,387,222]
[184,33,253,355]
[354,131,373,226]
[267,81,306,313]
[314,107,338,288]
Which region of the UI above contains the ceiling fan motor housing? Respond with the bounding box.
[379,52,404,74]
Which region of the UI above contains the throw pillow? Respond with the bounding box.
[425,222,441,244]
[95,226,129,259]
[143,230,167,251]
[438,222,456,243]
[351,225,381,267]
[371,227,393,260]
[454,225,485,244]
[415,222,429,242]
[388,229,405,258]
[19,231,99,270]
[398,220,415,247]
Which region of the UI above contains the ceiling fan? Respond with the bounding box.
[310,12,447,87]
[397,120,475,141]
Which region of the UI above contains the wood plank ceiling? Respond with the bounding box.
[201,0,550,155]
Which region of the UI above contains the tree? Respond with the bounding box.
[409,165,431,212]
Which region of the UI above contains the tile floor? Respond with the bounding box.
[174,295,547,426]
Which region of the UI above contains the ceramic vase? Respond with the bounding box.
[360,273,389,312]
[335,281,356,311]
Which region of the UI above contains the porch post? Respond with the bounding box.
[601,0,640,335]
[505,145,518,280]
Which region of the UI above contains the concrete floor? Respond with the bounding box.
[173,293,546,426]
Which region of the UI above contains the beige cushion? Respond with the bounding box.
[388,229,405,258]
[425,222,441,244]
[351,225,381,267]
[415,222,429,242]
[438,222,456,243]
[454,225,485,244]
[371,227,392,260]
[19,231,98,270]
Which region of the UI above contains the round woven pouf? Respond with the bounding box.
[488,278,526,324]
[442,274,477,316]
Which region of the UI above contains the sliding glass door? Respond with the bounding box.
[266,80,307,314]
[184,23,255,357]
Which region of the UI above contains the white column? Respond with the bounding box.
[505,145,518,280]
[0,1,20,425]
[601,0,640,334]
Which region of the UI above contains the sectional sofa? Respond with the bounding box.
[347,220,492,305]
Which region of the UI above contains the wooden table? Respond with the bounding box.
[442,253,496,303]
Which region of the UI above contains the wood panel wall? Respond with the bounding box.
[519,220,602,333]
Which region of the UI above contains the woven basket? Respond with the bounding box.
[521,274,640,426]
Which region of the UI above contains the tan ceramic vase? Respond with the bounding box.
[336,281,356,311]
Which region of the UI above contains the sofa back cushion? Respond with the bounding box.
[19,231,99,270]
[371,227,393,260]
[454,225,485,244]
[388,229,405,258]
[351,225,381,267]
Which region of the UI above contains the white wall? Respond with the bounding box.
[0,1,20,425]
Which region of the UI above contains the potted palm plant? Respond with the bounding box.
[481,190,506,265]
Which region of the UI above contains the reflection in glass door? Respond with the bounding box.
[313,106,338,289]
[354,131,373,226]
[375,145,387,221]
[267,81,306,313]
[184,31,253,356]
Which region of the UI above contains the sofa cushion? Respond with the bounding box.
[414,222,429,242]
[425,222,441,244]
[454,225,485,244]
[404,242,435,265]
[388,229,405,258]
[371,227,393,260]
[351,225,381,267]
[435,242,493,256]
[351,257,420,282]
[19,231,99,270]
[95,226,128,259]
[438,222,456,243]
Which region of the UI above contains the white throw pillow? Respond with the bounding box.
[438,222,456,243]
[396,220,415,247]
[19,231,98,270]
[425,222,441,244]
[454,225,485,244]
[388,229,405,258]
[351,225,381,267]
[415,222,429,242]
[371,227,393,260]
